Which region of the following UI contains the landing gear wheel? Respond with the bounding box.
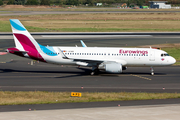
[150,67,154,76]
[91,72,95,76]
[151,72,154,76]
[91,67,99,76]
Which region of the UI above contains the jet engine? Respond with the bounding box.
[98,63,122,73]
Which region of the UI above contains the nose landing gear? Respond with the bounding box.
[150,67,154,75]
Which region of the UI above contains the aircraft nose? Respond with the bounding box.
[170,57,176,64]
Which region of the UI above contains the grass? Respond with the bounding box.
[0,91,180,105]
[1,13,180,32]
[1,20,180,32]
[0,21,11,32]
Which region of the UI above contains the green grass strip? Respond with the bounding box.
[0,91,180,105]
[1,20,180,32]
[0,21,11,32]
[2,25,180,32]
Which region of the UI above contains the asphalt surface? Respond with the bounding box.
[1,10,180,16]
[1,34,180,52]
[0,60,180,93]
[1,32,180,35]
[0,98,180,112]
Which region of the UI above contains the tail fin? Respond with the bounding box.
[10,19,39,50]
[9,19,45,61]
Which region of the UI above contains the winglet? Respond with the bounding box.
[57,48,69,59]
[80,40,87,47]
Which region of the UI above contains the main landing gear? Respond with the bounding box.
[150,67,154,76]
[91,67,99,75]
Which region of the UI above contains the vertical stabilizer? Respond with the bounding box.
[9,19,45,61]
[10,19,39,50]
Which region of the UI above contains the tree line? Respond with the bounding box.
[1,0,180,6]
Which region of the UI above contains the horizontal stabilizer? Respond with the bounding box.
[7,48,28,54]
[8,50,28,53]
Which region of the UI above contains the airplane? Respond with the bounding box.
[6,19,176,75]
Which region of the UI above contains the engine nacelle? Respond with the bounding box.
[99,63,122,73]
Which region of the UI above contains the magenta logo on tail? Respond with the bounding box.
[14,33,45,62]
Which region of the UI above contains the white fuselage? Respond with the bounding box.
[39,46,176,67]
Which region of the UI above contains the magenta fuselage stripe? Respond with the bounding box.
[14,33,46,62]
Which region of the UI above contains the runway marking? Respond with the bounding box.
[131,74,151,80]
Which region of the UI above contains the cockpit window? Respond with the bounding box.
[161,53,169,57]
